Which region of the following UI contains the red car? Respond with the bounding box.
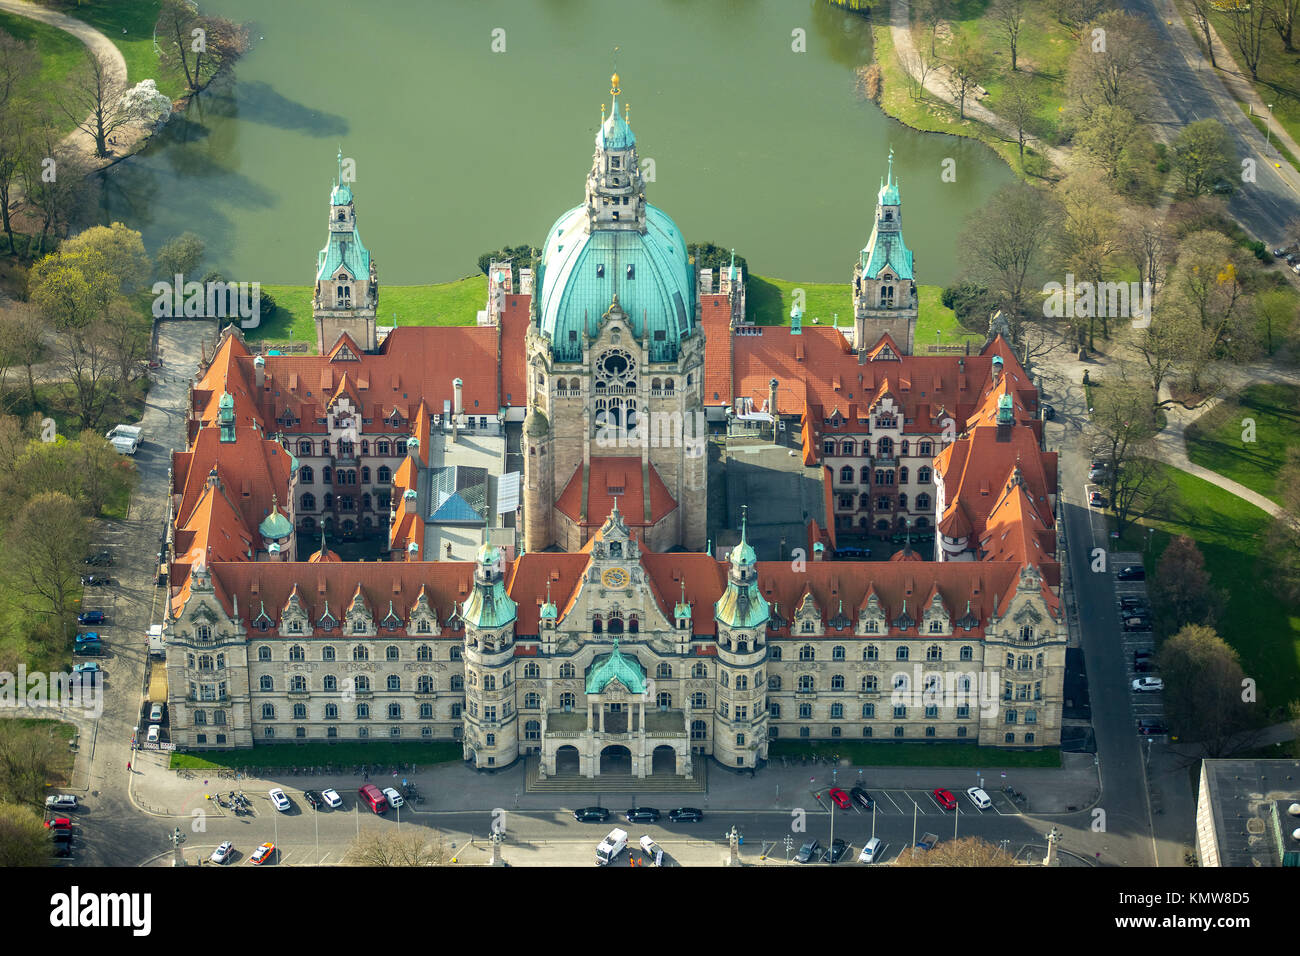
[932,788,958,810]
[44,817,72,830]
[828,787,852,810]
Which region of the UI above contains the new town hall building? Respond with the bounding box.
[162,76,1065,777]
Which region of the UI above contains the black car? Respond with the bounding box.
[668,807,703,823]
[1133,660,1156,673]
[1116,566,1146,581]
[303,790,321,811]
[53,840,73,858]
[80,574,110,587]
[1040,402,1055,421]
[823,838,850,863]
[1118,596,1146,612]
[625,807,661,824]
[83,550,113,566]
[849,786,874,810]
[573,807,610,823]
[1137,719,1168,735]
[1133,649,1154,660]
[794,839,821,864]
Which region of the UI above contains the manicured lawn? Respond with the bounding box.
[1115,461,1300,710]
[64,0,188,100]
[0,10,87,137]
[170,740,463,770]
[769,738,1061,768]
[1185,383,1300,505]
[871,14,1053,178]
[247,277,488,349]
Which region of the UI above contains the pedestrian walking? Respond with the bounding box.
[126,762,132,773]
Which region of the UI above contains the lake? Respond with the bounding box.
[99,0,1013,290]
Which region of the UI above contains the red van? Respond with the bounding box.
[358,783,388,814]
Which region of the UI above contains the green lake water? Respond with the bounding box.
[100,0,1013,289]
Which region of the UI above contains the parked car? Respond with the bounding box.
[827,787,851,810]
[303,790,321,811]
[574,806,610,823]
[1272,247,1289,258]
[83,550,113,566]
[72,642,102,657]
[145,725,160,744]
[321,788,343,809]
[932,788,958,810]
[1088,466,1108,482]
[45,795,78,811]
[71,662,99,674]
[794,839,822,864]
[1133,660,1157,673]
[858,836,883,864]
[1133,649,1154,660]
[382,787,404,809]
[44,817,72,830]
[1132,677,1165,692]
[823,838,850,863]
[849,787,874,811]
[210,841,234,865]
[1118,596,1147,612]
[1292,262,1300,275]
[966,787,992,810]
[74,632,100,645]
[1287,253,1300,265]
[149,702,163,722]
[76,610,105,625]
[268,788,291,812]
[1137,719,1168,735]
[625,806,660,823]
[1122,616,1152,631]
[668,807,703,823]
[80,574,110,587]
[249,842,275,865]
[1088,491,1107,508]
[358,783,387,814]
[1040,402,1055,421]
[1116,565,1146,581]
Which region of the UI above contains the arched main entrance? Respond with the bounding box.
[652,745,677,775]
[555,745,580,774]
[600,744,632,775]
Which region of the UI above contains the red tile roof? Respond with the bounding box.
[172,424,294,536]
[700,294,734,406]
[498,295,530,409]
[555,456,677,529]
[505,552,590,635]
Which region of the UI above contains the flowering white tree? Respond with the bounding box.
[119,80,172,132]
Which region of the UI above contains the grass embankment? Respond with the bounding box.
[1114,461,1300,710]
[65,0,188,100]
[1185,383,1300,505]
[246,277,489,346]
[769,738,1062,768]
[171,740,463,770]
[0,10,86,137]
[249,275,978,352]
[869,2,1066,179]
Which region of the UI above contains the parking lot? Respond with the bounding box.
[810,785,1024,816]
[1111,555,1167,735]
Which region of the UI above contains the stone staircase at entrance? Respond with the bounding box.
[524,755,708,793]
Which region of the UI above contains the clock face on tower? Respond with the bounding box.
[601,567,630,588]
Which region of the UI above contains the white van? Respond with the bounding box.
[858,837,882,864]
[105,424,142,455]
[596,827,628,865]
[639,834,664,866]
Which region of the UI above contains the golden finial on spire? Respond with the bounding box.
[601,102,606,122]
[611,72,620,95]
[624,103,630,122]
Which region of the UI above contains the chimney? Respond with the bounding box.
[768,378,779,418]
[453,377,464,416]
[254,354,265,390]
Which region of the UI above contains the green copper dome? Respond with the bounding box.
[585,639,646,694]
[259,500,292,540]
[538,206,694,363]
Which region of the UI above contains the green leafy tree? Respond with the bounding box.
[1172,119,1232,198]
[1159,624,1256,756]
[1075,104,1138,182]
[0,802,49,866]
[3,491,89,618]
[61,223,151,296]
[1151,535,1221,636]
[944,35,991,121]
[154,232,206,281]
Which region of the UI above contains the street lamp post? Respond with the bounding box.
[1267,104,1275,148]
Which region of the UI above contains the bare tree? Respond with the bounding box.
[1122,215,1172,302]
[344,829,452,866]
[157,0,249,93]
[0,720,64,810]
[1000,70,1041,165]
[1053,0,1114,40]
[1185,0,1219,66]
[990,0,1028,70]
[1055,171,1123,347]
[59,49,146,158]
[0,32,37,254]
[1267,0,1300,51]
[894,836,1017,866]
[0,303,49,409]
[944,35,991,120]
[20,127,96,255]
[56,321,121,430]
[1222,0,1270,79]
[915,0,951,57]
[958,182,1060,323]
[1065,10,1156,122]
[1088,364,1162,526]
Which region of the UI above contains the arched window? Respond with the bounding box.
[769,675,782,690]
[691,692,707,709]
[299,466,314,484]
[417,676,434,694]
[896,646,910,661]
[927,645,942,661]
[258,646,271,662]
[592,616,603,634]
[657,663,672,678]
[298,441,313,457]
[799,645,814,661]
[830,703,844,718]
[361,466,371,483]
[323,675,337,691]
[877,437,893,456]
[916,493,931,511]
[898,466,909,484]
[524,662,540,678]
[355,675,371,692]
[861,467,871,484]
[560,692,576,710]
[377,441,390,456]
[832,645,846,660]
[261,703,275,719]
[416,645,432,662]
[657,692,672,709]
[841,441,855,456]
[917,466,932,483]
[300,493,316,511]
[450,675,464,691]
[919,441,933,457]
[324,493,334,509]
[387,674,402,691]
[864,645,879,660]
[322,466,332,484]
[798,675,814,693]
[559,663,576,679]
[259,675,273,691]
[840,466,854,484]
[692,663,707,678]
[862,675,878,692]
[830,674,845,690]
[352,645,369,661]
[524,692,540,709]
[901,440,910,456]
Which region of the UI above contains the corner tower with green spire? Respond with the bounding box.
[460,542,520,770]
[852,148,917,356]
[712,507,771,770]
[313,148,379,354]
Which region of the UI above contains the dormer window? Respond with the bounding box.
[596,264,605,278]
[626,264,634,279]
[611,156,621,170]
